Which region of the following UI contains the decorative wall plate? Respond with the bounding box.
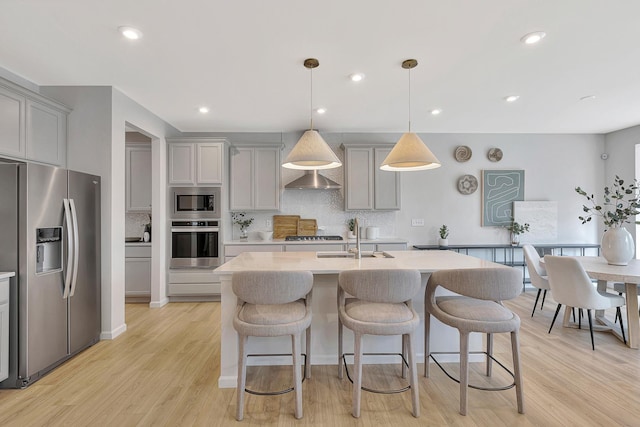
[487,148,503,162]
[454,145,472,162]
[457,174,478,195]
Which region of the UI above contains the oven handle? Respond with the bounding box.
[171,227,219,232]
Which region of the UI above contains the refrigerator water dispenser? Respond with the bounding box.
[36,227,62,274]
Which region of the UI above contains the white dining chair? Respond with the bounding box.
[522,244,551,317]
[545,256,626,350]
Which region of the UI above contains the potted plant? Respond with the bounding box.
[347,218,356,239]
[232,212,254,240]
[438,225,449,247]
[505,221,530,246]
[576,175,640,265]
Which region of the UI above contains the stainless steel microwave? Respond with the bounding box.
[172,187,221,219]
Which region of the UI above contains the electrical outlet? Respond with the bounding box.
[411,218,425,227]
[265,219,272,227]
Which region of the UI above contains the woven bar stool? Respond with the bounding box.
[424,267,525,416]
[232,270,313,421]
[337,269,421,418]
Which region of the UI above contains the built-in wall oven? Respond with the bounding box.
[170,220,220,268]
[172,187,221,219]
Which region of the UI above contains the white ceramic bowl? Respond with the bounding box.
[258,231,273,240]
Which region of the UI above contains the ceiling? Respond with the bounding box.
[2,1,640,134]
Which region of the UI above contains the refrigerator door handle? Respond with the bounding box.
[63,198,74,299]
[69,198,80,297]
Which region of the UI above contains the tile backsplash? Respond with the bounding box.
[126,213,151,239]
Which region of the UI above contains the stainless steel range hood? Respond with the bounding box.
[285,170,341,189]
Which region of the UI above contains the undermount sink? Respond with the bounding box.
[316,251,394,259]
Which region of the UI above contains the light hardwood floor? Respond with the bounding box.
[1,293,639,426]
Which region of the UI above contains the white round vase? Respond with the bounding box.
[601,227,635,266]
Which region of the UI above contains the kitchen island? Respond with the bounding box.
[213,250,506,388]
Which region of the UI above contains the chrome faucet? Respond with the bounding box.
[348,218,361,259]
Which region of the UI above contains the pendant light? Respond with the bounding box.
[380,59,441,171]
[282,58,342,170]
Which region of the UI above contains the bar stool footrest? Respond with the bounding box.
[341,352,411,394]
[244,353,307,396]
[429,351,515,391]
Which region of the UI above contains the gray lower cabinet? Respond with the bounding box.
[168,270,221,296]
[375,243,407,251]
[125,245,151,301]
[342,144,401,211]
[0,277,10,382]
[230,145,280,211]
[0,78,69,167]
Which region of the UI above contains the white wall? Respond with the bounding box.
[39,86,118,336]
[604,124,640,244]
[111,88,178,310]
[224,131,605,248]
[41,85,179,339]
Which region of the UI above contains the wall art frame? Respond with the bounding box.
[482,169,525,226]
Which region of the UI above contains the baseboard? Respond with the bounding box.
[168,295,220,303]
[100,323,127,340]
[149,297,169,308]
[218,376,237,389]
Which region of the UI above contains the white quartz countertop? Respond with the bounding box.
[223,237,407,245]
[214,250,502,276]
[0,272,16,280]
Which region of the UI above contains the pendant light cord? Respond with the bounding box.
[408,66,412,133]
[310,67,314,130]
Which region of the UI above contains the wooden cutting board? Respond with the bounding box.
[297,219,318,236]
[273,215,300,239]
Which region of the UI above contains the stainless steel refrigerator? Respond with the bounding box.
[0,162,101,388]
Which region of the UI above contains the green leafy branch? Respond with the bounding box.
[576,175,640,228]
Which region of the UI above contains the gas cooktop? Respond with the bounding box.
[285,235,344,241]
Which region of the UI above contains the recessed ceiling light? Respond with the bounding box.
[504,95,520,103]
[520,31,546,45]
[118,26,143,40]
[198,107,209,114]
[315,107,327,114]
[430,109,442,115]
[349,73,365,82]
[580,95,596,101]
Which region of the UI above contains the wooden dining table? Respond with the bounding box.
[544,256,640,349]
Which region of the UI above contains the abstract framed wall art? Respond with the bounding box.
[482,169,525,226]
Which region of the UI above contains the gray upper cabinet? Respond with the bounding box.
[0,85,26,158]
[230,145,280,211]
[167,138,226,186]
[126,145,152,212]
[373,147,401,210]
[25,99,67,166]
[342,143,401,211]
[0,79,69,167]
[196,142,223,185]
[168,142,195,185]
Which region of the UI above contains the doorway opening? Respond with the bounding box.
[124,124,153,303]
